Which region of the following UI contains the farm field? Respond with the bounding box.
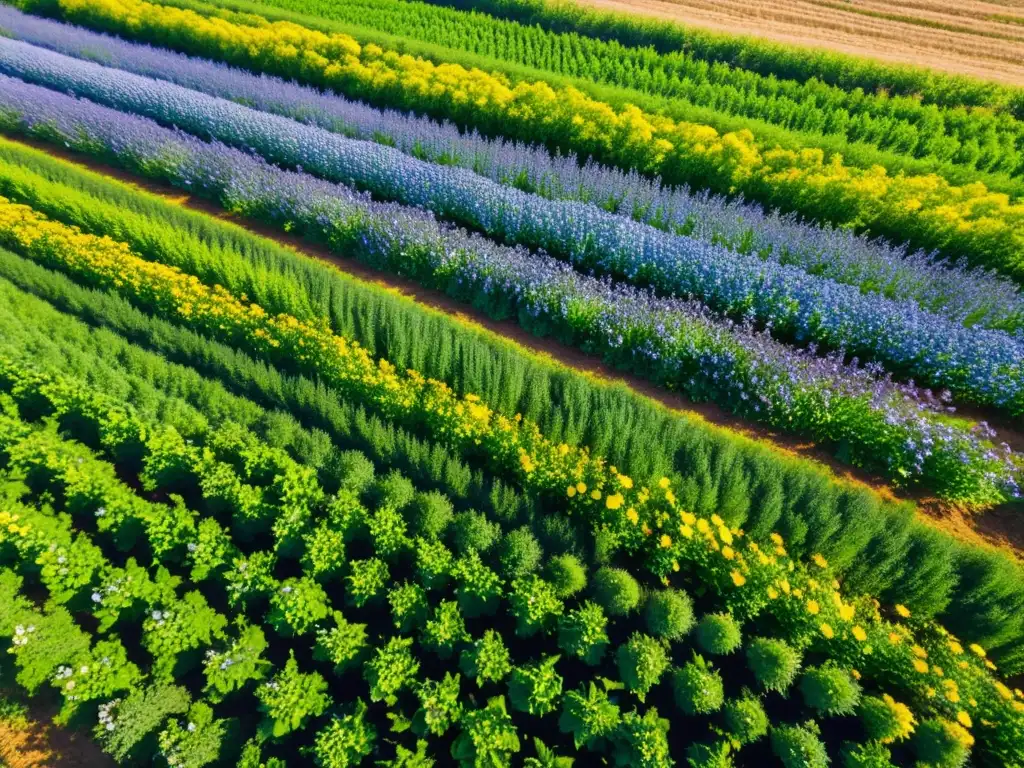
[575,0,1024,86]
[0,0,1021,765]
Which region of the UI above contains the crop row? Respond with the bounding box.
[0,77,1019,504]
[5,156,1022,677]
[219,0,1024,178]
[1,325,1022,766]
[6,5,1021,338]
[0,183,1018,671]
[17,0,1024,279]
[423,0,1024,115]
[4,36,1022,416]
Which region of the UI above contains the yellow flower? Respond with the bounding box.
[851,668,861,680]
[767,586,779,599]
[969,643,986,658]
[678,524,693,538]
[911,645,928,659]
[618,475,633,489]
[985,659,997,671]
[680,511,696,526]
[566,486,577,498]
[852,626,867,642]
[605,493,624,510]
[626,508,640,525]
[658,477,670,489]
[913,659,929,674]
[770,532,784,546]
[806,600,820,615]
[575,482,587,494]
[696,519,710,534]
[812,553,828,569]
[659,534,672,549]
[820,623,834,639]
[721,546,735,560]
[888,632,902,645]
[957,711,972,729]
[838,603,855,622]
[895,604,911,618]
[590,489,601,500]
[710,514,725,527]
[948,640,964,655]
[779,579,791,595]
[730,570,746,587]
[718,526,733,545]
[946,689,961,703]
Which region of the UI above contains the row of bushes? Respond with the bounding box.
[1,135,1022,665]
[205,0,1024,177]
[6,36,1021,417]
[2,186,1024,714]
[2,82,1019,504]
[1,344,1022,765]
[18,0,1024,279]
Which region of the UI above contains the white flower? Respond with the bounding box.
[187,722,196,732]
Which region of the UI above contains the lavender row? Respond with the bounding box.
[2,38,1021,418]
[1,8,1022,340]
[0,74,1018,503]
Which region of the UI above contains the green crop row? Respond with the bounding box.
[0,329,1022,766]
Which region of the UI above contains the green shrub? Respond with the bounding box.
[799,662,862,716]
[422,600,471,660]
[746,637,801,693]
[686,741,735,768]
[313,612,368,674]
[388,582,429,633]
[413,673,463,738]
[557,601,610,666]
[671,654,724,715]
[558,682,620,750]
[374,469,415,510]
[546,554,587,598]
[410,490,454,540]
[311,700,376,768]
[459,630,512,687]
[510,576,564,637]
[451,509,500,555]
[912,718,973,768]
[364,637,420,705]
[334,450,374,494]
[643,588,694,641]
[695,613,742,655]
[610,707,672,768]
[498,526,543,579]
[256,651,330,738]
[616,633,670,703]
[722,694,768,745]
[451,696,520,768]
[770,723,829,768]
[841,742,896,768]
[592,567,640,617]
[157,701,228,768]
[508,656,563,716]
[266,577,330,637]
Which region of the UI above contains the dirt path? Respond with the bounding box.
[575,0,1024,87]
[0,713,112,768]
[8,136,1022,559]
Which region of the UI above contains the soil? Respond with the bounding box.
[575,0,1024,87]
[0,710,113,768]
[6,135,1022,561]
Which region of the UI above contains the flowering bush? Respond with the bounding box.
[202,622,271,703]
[141,592,227,681]
[157,702,227,768]
[266,577,331,636]
[672,653,725,715]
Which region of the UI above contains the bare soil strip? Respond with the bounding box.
[575,0,1024,87]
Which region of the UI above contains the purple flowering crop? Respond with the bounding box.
[0,72,1017,503]
[0,35,1020,417]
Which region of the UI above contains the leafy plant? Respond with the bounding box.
[722,694,769,746]
[267,576,331,636]
[510,575,564,637]
[256,651,331,738]
[389,582,429,633]
[592,568,640,616]
[202,622,272,703]
[771,722,829,768]
[746,637,801,693]
[695,613,742,655]
[422,600,471,659]
[451,509,500,555]
[672,654,725,715]
[558,682,620,750]
[410,490,454,539]
[498,526,542,579]
[859,694,917,744]
[346,558,390,608]
[157,701,227,768]
[557,601,610,666]
[415,538,454,591]
[365,636,420,705]
[799,662,862,716]
[451,696,520,767]
[545,554,587,598]
[912,718,973,768]
[610,707,672,768]
[454,551,503,618]
[311,699,376,768]
[616,633,669,703]
[643,588,694,641]
[459,629,512,687]
[508,656,563,716]
[314,611,369,674]
[94,683,191,762]
[413,672,463,737]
